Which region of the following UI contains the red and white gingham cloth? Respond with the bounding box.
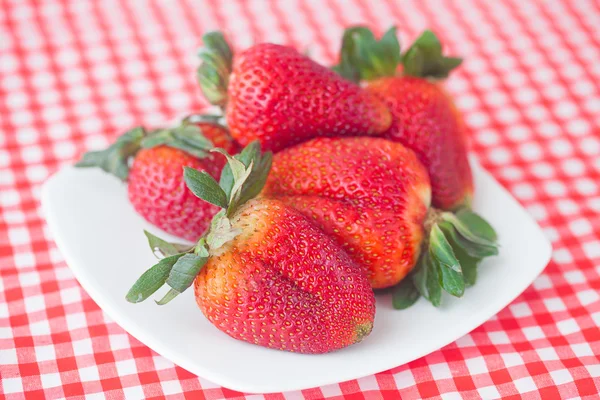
[1,0,599,398]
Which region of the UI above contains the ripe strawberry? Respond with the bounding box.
[263,137,430,289]
[196,32,391,152]
[262,137,498,309]
[126,143,375,353]
[76,118,236,240]
[334,27,473,210]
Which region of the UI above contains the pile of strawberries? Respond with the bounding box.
[79,27,498,354]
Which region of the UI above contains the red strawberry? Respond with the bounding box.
[196,32,391,152]
[76,119,236,240]
[127,143,375,353]
[263,137,430,289]
[262,137,498,308]
[334,28,473,210]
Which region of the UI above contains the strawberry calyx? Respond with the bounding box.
[126,141,273,305]
[402,30,463,79]
[197,31,233,109]
[333,26,401,83]
[334,26,462,82]
[392,208,498,309]
[75,119,224,181]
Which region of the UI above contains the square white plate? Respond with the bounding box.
[41,158,551,393]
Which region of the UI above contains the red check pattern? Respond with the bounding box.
[1,0,599,398]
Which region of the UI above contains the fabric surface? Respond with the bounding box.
[1,0,600,398]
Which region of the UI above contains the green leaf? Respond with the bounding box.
[144,230,183,257]
[183,167,228,208]
[411,253,429,298]
[438,221,483,287]
[165,253,208,293]
[442,213,498,249]
[212,148,248,184]
[125,253,185,303]
[332,26,375,82]
[197,31,233,108]
[435,256,465,297]
[452,243,479,287]
[155,288,180,305]
[236,151,272,206]
[425,253,442,307]
[456,209,498,242]
[141,124,214,159]
[392,277,421,309]
[402,29,462,79]
[439,221,497,258]
[140,129,171,148]
[206,210,241,250]
[219,141,262,199]
[219,162,234,199]
[429,223,461,273]
[182,114,223,125]
[75,126,145,181]
[172,124,214,150]
[429,223,465,297]
[333,26,401,81]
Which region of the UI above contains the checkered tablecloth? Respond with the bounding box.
[1,0,599,398]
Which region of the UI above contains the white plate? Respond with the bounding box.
[41,158,551,394]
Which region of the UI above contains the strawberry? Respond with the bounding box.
[196,32,391,152]
[334,27,473,210]
[126,143,375,353]
[262,137,498,309]
[76,118,236,240]
[263,137,430,289]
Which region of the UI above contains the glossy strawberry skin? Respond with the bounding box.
[128,123,235,241]
[194,198,375,354]
[226,44,392,152]
[366,76,473,210]
[263,137,431,289]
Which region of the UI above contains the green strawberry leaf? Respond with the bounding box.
[212,148,253,208]
[236,151,272,207]
[182,114,223,125]
[144,230,191,257]
[430,223,461,273]
[141,124,214,159]
[125,253,186,303]
[456,209,498,242]
[219,141,262,198]
[438,220,497,258]
[411,253,429,298]
[76,126,145,181]
[402,30,462,79]
[392,276,421,309]
[441,212,498,250]
[426,253,442,307]
[155,288,180,305]
[333,26,401,81]
[165,253,208,294]
[441,223,480,287]
[172,124,214,150]
[333,26,377,82]
[183,167,228,209]
[430,223,465,297]
[197,31,233,108]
